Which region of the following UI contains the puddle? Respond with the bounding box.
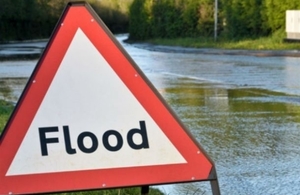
[0,77,29,103]
[0,41,46,60]
[160,78,300,195]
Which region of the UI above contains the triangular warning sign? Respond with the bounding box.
[0,2,217,194]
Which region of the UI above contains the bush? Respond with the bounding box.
[128,0,300,41]
[128,0,216,40]
[0,0,132,42]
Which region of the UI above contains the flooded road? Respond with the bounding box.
[1,35,300,195]
[122,37,300,195]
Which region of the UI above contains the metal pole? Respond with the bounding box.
[210,179,221,195]
[209,167,221,195]
[214,0,218,41]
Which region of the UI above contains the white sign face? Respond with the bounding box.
[6,28,186,176]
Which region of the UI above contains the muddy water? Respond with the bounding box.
[1,35,300,195]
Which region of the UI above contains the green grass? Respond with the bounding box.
[0,99,14,133]
[146,31,300,50]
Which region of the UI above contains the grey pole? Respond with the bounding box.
[214,0,218,41]
[141,185,149,195]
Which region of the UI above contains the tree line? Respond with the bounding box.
[0,0,132,42]
[128,0,300,40]
[1,0,299,42]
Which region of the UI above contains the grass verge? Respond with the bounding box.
[0,99,14,133]
[146,31,300,50]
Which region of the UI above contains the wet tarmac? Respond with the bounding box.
[0,40,46,60]
[123,36,300,195]
[1,35,300,194]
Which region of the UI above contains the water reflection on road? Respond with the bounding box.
[121,35,300,195]
[1,35,300,195]
[160,79,300,194]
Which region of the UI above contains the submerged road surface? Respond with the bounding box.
[1,34,300,195]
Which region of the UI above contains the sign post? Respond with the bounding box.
[0,2,220,195]
[141,185,149,195]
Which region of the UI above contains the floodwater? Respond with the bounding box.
[1,35,300,195]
